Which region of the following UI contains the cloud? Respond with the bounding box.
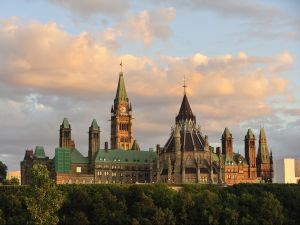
[149,0,281,21]
[0,18,296,170]
[124,7,176,46]
[48,0,130,18]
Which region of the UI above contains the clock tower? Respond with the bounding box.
[110,69,133,150]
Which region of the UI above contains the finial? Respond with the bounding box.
[120,61,123,73]
[183,75,187,94]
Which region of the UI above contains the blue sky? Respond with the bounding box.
[0,0,299,170]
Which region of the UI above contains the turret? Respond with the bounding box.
[222,128,233,159]
[89,119,100,166]
[59,118,71,149]
[257,128,270,164]
[245,129,256,178]
[257,128,273,183]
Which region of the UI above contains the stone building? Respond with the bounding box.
[21,70,157,185]
[21,69,273,185]
[157,90,273,184]
[20,146,54,184]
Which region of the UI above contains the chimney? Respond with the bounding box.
[156,144,160,154]
[105,142,108,150]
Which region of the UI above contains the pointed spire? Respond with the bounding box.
[61,118,70,129]
[91,119,99,129]
[257,128,270,163]
[245,128,255,139]
[222,127,231,138]
[176,94,196,123]
[115,69,128,103]
[259,127,267,140]
[131,140,140,151]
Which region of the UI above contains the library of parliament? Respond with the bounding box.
[21,69,273,185]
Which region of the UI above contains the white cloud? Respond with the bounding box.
[125,7,176,46]
[49,0,130,18]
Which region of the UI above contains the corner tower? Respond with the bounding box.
[110,68,133,150]
[245,129,256,179]
[59,118,71,149]
[89,119,100,164]
[257,128,273,183]
[222,128,233,160]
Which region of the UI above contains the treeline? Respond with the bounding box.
[0,183,300,225]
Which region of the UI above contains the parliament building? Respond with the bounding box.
[21,70,273,185]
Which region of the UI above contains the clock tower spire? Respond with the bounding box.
[110,64,134,150]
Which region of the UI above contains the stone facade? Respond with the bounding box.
[110,72,134,150]
[21,71,157,185]
[157,92,273,185]
[20,70,273,185]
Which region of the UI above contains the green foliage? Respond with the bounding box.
[0,183,299,225]
[26,164,64,225]
[0,161,7,183]
[2,177,20,185]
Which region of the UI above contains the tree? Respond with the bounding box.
[257,192,284,225]
[0,161,7,183]
[2,177,20,185]
[26,164,64,225]
[10,177,20,185]
[189,190,221,225]
[0,209,5,225]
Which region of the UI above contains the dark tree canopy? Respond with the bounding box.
[0,161,7,183]
[0,183,299,225]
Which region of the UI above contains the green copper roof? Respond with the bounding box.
[131,140,141,151]
[245,129,255,139]
[61,118,70,129]
[94,149,157,164]
[222,127,231,138]
[34,146,46,159]
[90,119,99,129]
[54,147,71,173]
[71,148,89,164]
[115,72,128,102]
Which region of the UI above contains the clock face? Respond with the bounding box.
[120,106,126,113]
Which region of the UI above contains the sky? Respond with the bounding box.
[0,0,299,171]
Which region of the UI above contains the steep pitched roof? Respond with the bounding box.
[245,129,255,139]
[131,140,141,151]
[115,72,128,102]
[90,119,99,129]
[71,148,89,164]
[164,128,206,152]
[61,118,70,129]
[259,127,267,140]
[175,94,196,123]
[34,146,46,159]
[222,127,232,138]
